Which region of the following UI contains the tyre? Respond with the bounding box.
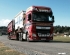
[8,33,11,40]
[16,33,19,40]
[19,33,24,41]
[8,36,11,40]
[26,33,30,42]
[26,32,32,42]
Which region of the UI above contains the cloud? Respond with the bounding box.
[0,19,11,26]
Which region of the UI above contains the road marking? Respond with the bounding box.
[58,52,66,55]
[33,50,49,55]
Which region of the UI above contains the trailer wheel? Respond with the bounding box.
[16,33,19,40]
[8,35,11,40]
[8,33,11,40]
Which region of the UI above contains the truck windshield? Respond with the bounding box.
[32,12,53,22]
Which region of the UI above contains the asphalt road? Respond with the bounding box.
[0,35,70,55]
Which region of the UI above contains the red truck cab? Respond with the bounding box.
[24,6,54,41]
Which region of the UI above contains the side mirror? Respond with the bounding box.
[28,14,31,20]
[52,16,54,22]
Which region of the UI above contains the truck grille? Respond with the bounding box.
[36,29,50,37]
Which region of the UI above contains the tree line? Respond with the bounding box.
[0,26,7,35]
[54,25,70,34]
[0,26,70,35]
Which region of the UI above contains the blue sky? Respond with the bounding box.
[0,0,70,26]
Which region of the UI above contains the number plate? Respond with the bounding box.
[41,38,46,40]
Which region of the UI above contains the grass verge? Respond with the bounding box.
[0,42,26,55]
[53,36,70,42]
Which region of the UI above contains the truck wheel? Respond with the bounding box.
[19,33,23,41]
[23,33,27,41]
[26,33,31,42]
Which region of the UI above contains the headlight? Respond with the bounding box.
[32,33,36,37]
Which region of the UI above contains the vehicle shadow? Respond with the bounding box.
[29,40,70,43]
[50,40,70,43]
[9,39,70,43]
